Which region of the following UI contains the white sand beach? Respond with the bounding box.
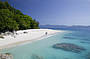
[0,29,64,50]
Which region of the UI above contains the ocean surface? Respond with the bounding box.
[0,29,90,59]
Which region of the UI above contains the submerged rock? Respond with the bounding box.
[53,43,86,53]
[31,54,43,59]
[63,36,75,39]
[0,53,13,59]
[80,41,90,44]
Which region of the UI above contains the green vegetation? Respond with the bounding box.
[0,1,39,33]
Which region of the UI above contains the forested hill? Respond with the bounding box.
[0,1,39,33]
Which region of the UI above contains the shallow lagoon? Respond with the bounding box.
[0,30,90,59]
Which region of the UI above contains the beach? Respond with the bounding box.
[0,29,64,50]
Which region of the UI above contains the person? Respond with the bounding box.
[45,32,47,35]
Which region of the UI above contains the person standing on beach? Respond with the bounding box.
[45,32,47,35]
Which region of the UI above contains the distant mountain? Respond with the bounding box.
[40,25,90,31]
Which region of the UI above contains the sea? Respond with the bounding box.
[0,28,90,59]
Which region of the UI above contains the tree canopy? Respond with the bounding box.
[0,1,39,33]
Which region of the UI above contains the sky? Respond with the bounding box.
[2,0,90,25]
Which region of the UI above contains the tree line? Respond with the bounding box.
[0,1,39,33]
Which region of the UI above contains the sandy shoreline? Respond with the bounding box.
[0,29,65,50]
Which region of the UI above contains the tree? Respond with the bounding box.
[0,1,39,33]
[0,9,19,32]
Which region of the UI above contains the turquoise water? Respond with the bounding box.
[0,30,90,59]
